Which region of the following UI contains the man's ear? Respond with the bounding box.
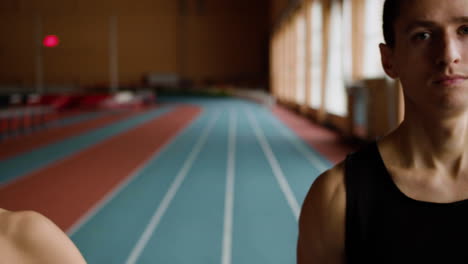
[379,43,399,79]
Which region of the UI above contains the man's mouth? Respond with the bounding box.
[432,75,468,86]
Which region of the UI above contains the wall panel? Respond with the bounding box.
[0,15,35,85]
[118,15,178,84]
[0,0,269,90]
[185,14,267,84]
[41,15,109,85]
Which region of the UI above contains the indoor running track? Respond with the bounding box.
[0,97,354,264]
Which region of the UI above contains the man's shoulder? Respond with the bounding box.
[314,161,346,193]
[0,209,42,237]
[303,161,346,219]
[0,209,61,251]
[297,162,346,263]
[311,140,380,197]
[0,209,87,263]
[1,209,49,233]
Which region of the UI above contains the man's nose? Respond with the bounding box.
[435,33,461,66]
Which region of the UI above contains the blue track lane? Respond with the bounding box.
[70,110,212,263]
[136,110,229,263]
[251,106,333,204]
[0,106,173,185]
[231,106,298,264]
[61,97,338,263]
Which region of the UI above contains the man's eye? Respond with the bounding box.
[459,26,468,34]
[414,32,431,40]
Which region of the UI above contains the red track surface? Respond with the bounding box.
[0,110,143,160]
[0,105,202,230]
[271,105,356,164]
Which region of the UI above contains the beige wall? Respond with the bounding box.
[0,0,269,90]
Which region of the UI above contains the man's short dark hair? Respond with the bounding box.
[382,0,402,48]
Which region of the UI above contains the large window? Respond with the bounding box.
[363,0,385,78]
[325,0,347,116]
[309,0,323,109]
[296,13,307,105]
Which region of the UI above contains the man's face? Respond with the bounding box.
[381,0,468,115]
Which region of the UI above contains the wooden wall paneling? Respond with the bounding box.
[177,0,187,79]
[276,29,280,99]
[270,0,290,26]
[285,25,289,101]
[296,4,308,112]
[291,15,297,104]
[273,32,280,97]
[34,15,44,93]
[1,0,269,90]
[0,0,22,14]
[290,21,295,103]
[275,28,279,99]
[184,13,268,85]
[113,0,178,16]
[269,34,275,96]
[296,11,303,109]
[288,19,295,104]
[318,0,331,123]
[277,31,281,98]
[0,15,35,89]
[118,15,178,86]
[277,27,282,100]
[292,16,297,104]
[303,1,312,113]
[282,26,287,100]
[287,19,291,102]
[277,33,280,97]
[351,0,365,81]
[270,34,275,95]
[24,0,77,16]
[109,15,118,93]
[284,20,289,101]
[307,0,320,120]
[40,15,109,87]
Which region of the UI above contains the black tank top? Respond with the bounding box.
[345,142,468,264]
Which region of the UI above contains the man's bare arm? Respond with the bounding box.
[297,162,346,264]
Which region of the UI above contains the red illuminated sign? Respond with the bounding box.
[43,35,59,48]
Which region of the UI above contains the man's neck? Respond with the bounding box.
[393,106,468,177]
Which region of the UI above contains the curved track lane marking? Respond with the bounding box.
[245,109,300,220]
[125,112,221,264]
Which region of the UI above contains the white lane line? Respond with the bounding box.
[67,108,201,236]
[246,109,300,221]
[125,112,220,264]
[266,111,330,173]
[221,110,236,264]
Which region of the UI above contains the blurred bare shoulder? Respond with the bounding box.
[0,209,87,264]
[297,162,346,264]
